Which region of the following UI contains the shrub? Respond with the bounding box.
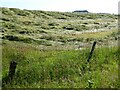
[3,22,21,29]
[2,35,35,43]
[38,30,47,34]
[76,38,84,42]
[63,26,74,30]
[9,8,31,16]
[19,30,29,34]
[1,17,10,21]
[41,25,50,30]
[2,8,14,15]
[48,23,59,26]
[85,38,94,42]
[40,35,56,41]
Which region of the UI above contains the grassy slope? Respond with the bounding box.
[1,7,118,49]
[1,7,119,88]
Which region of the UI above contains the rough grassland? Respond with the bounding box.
[2,41,119,88]
[1,7,118,49]
[1,7,119,88]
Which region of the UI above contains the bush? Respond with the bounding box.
[76,38,84,42]
[40,35,56,41]
[85,38,94,42]
[41,25,50,29]
[48,23,59,26]
[3,22,21,29]
[2,35,35,43]
[9,8,31,16]
[19,30,29,34]
[1,17,10,21]
[63,26,74,30]
[2,8,14,15]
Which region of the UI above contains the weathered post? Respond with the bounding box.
[7,61,17,83]
[87,41,97,63]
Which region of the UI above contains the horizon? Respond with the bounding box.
[1,6,117,15]
[0,0,119,14]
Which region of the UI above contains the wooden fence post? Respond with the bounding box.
[7,61,17,83]
[87,41,97,63]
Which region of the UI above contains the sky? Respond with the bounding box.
[0,0,119,14]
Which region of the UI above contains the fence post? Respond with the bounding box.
[7,61,17,83]
[87,41,97,63]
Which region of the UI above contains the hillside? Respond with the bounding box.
[1,7,119,88]
[1,7,118,50]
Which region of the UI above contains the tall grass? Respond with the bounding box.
[2,43,119,88]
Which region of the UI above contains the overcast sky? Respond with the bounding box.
[0,0,119,14]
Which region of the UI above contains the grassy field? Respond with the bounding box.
[1,7,119,88]
[2,41,119,88]
[1,7,118,49]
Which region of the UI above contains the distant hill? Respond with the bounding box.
[73,10,89,13]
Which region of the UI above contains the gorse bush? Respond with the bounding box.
[62,24,89,31]
[3,22,21,29]
[2,8,14,15]
[9,8,31,16]
[2,35,33,43]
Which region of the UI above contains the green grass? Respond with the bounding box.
[2,42,119,88]
[1,7,119,88]
[1,7,118,48]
